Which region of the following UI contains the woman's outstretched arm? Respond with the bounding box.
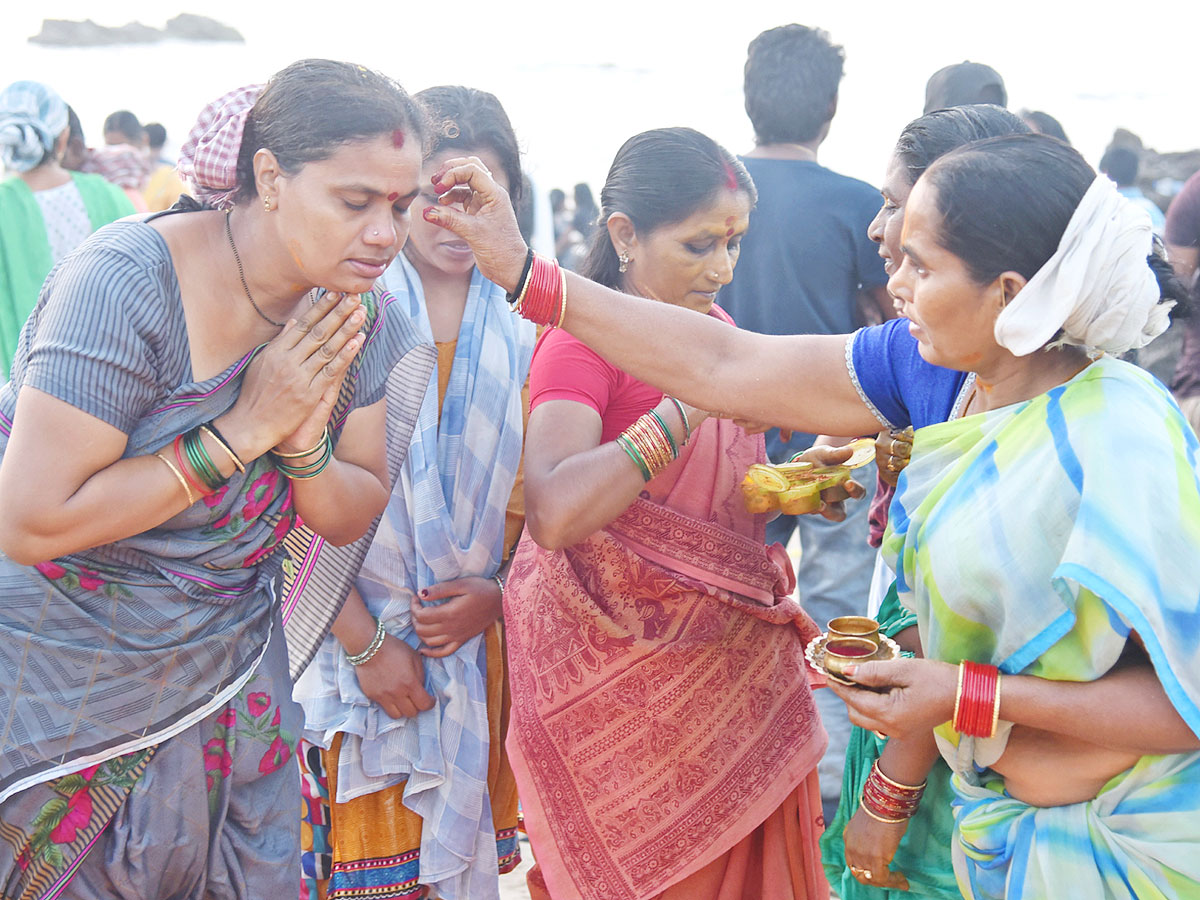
[424,159,884,438]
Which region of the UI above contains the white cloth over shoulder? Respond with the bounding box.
[993,174,1171,357]
[294,258,534,900]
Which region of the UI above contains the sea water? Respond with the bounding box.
[3,0,1197,198]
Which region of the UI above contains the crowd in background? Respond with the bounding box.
[1,20,1199,900]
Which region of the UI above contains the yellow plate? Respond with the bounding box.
[843,437,877,469]
[745,464,789,491]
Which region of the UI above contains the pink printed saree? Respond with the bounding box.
[504,414,829,900]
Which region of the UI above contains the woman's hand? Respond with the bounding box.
[876,427,913,487]
[412,576,504,658]
[826,657,958,741]
[423,157,529,292]
[352,634,436,719]
[219,291,368,459]
[843,807,911,892]
[790,443,869,521]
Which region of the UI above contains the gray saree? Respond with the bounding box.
[0,219,433,899]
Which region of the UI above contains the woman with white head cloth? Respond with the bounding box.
[0,80,134,377]
[421,131,1200,899]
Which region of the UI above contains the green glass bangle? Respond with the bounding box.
[276,453,333,480]
[616,433,653,482]
[275,449,330,473]
[667,396,691,442]
[183,428,225,492]
[193,432,224,489]
[647,409,678,458]
[273,432,334,480]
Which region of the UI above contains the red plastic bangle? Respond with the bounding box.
[859,761,924,823]
[173,434,213,498]
[954,660,1000,738]
[518,254,563,326]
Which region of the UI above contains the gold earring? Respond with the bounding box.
[263,196,272,212]
[618,250,630,273]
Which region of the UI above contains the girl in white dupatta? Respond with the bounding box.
[295,87,534,900]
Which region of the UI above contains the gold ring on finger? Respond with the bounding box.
[863,870,874,881]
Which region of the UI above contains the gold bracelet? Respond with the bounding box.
[513,259,534,312]
[199,425,245,474]
[556,265,568,328]
[272,425,330,459]
[952,661,965,732]
[629,418,671,474]
[989,672,1003,739]
[858,803,910,825]
[154,452,196,505]
[872,761,926,792]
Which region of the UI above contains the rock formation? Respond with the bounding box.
[29,15,244,46]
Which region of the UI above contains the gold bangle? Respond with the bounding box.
[272,425,330,459]
[989,672,1003,739]
[199,425,245,474]
[154,452,196,505]
[556,266,568,328]
[514,258,534,312]
[630,417,671,474]
[872,761,927,793]
[858,804,909,825]
[952,661,965,733]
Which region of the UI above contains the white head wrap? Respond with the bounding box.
[0,81,69,173]
[993,174,1171,357]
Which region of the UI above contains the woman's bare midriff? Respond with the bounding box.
[989,725,1141,806]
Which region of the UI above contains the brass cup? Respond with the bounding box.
[823,637,879,678]
[828,615,881,648]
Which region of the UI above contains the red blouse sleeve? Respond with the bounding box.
[529,328,619,417]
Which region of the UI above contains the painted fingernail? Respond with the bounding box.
[423,206,439,223]
[420,589,428,597]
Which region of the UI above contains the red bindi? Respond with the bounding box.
[392,129,405,148]
[387,191,399,202]
[726,228,735,237]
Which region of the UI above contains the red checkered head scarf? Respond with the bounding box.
[177,83,263,210]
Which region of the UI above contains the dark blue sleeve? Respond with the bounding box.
[849,318,967,430]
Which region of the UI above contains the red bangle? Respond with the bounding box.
[517,254,563,326]
[954,660,1001,738]
[860,760,924,823]
[173,434,213,498]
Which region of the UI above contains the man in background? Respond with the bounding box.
[1101,144,1167,233]
[716,23,889,824]
[923,60,1006,113]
